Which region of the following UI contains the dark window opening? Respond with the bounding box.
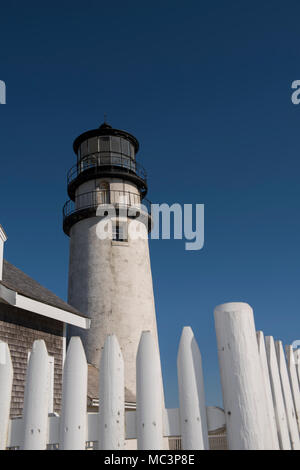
[112,221,128,242]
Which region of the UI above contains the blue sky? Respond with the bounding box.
[1,1,300,407]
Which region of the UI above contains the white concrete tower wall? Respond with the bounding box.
[65,123,160,400]
[68,211,159,397]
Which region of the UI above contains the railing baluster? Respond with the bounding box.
[67,151,147,187]
[63,188,152,235]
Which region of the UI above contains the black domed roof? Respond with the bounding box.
[73,122,139,154]
[99,122,112,130]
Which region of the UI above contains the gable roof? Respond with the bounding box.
[0,260,87,318]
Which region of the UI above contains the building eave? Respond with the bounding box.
[0,225,7,243]
[0,283,90,329]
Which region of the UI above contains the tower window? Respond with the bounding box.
[112,221,128,242]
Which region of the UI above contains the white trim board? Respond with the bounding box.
[0,225,7,243]
[0,283,90,329]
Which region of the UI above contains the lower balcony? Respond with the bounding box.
[63,189,151,236]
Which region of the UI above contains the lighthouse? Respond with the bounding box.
[63,121,160,402]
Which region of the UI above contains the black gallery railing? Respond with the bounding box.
[67,152,147,186]
[63,190,152,221]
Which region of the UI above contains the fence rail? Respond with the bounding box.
[1,301,300,450]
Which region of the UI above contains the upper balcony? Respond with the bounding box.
[67,152,148,201]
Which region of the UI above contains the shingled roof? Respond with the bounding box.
[0,260,87,318]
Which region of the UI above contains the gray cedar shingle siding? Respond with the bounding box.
[0,303,63,418]
[0,260,88,418]
[1,260,87,317]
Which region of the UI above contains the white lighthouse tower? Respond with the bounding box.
[63,121,160,401]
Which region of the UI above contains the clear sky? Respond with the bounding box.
[1,0,300,407]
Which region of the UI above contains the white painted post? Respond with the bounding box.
[59,336,87,450]
[177,326,208,450]
[136,331,164,450]
[0,342,13,449]
[286,345,300,432]
[275,341,300,449]
[21,340,49,450]
[98,334,124,450]
[265,336,291,450]
[214,302,269,450]
[256,331,279,449]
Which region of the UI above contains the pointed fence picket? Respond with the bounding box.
[0,342,13,450]
[275,341,300,450]
[177,326,208,450]
[286,345,300,432]
[295,349,300,387]
[214,303,269,450]
[59,336,87,450]
[136,331,164,450]
[256,331,279,449]
[265,336,291,450]
[22,340,49,450]
[1,302,300,450]
[98,334,124,450]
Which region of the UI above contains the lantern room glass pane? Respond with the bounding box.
[129,143,135,158]
[121,138,130,156]
[80,141,88,158]
[99,136,111,153]
[111,136,121,156]
[88,137,98,153]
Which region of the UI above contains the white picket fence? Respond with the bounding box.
[0,301,300,450]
